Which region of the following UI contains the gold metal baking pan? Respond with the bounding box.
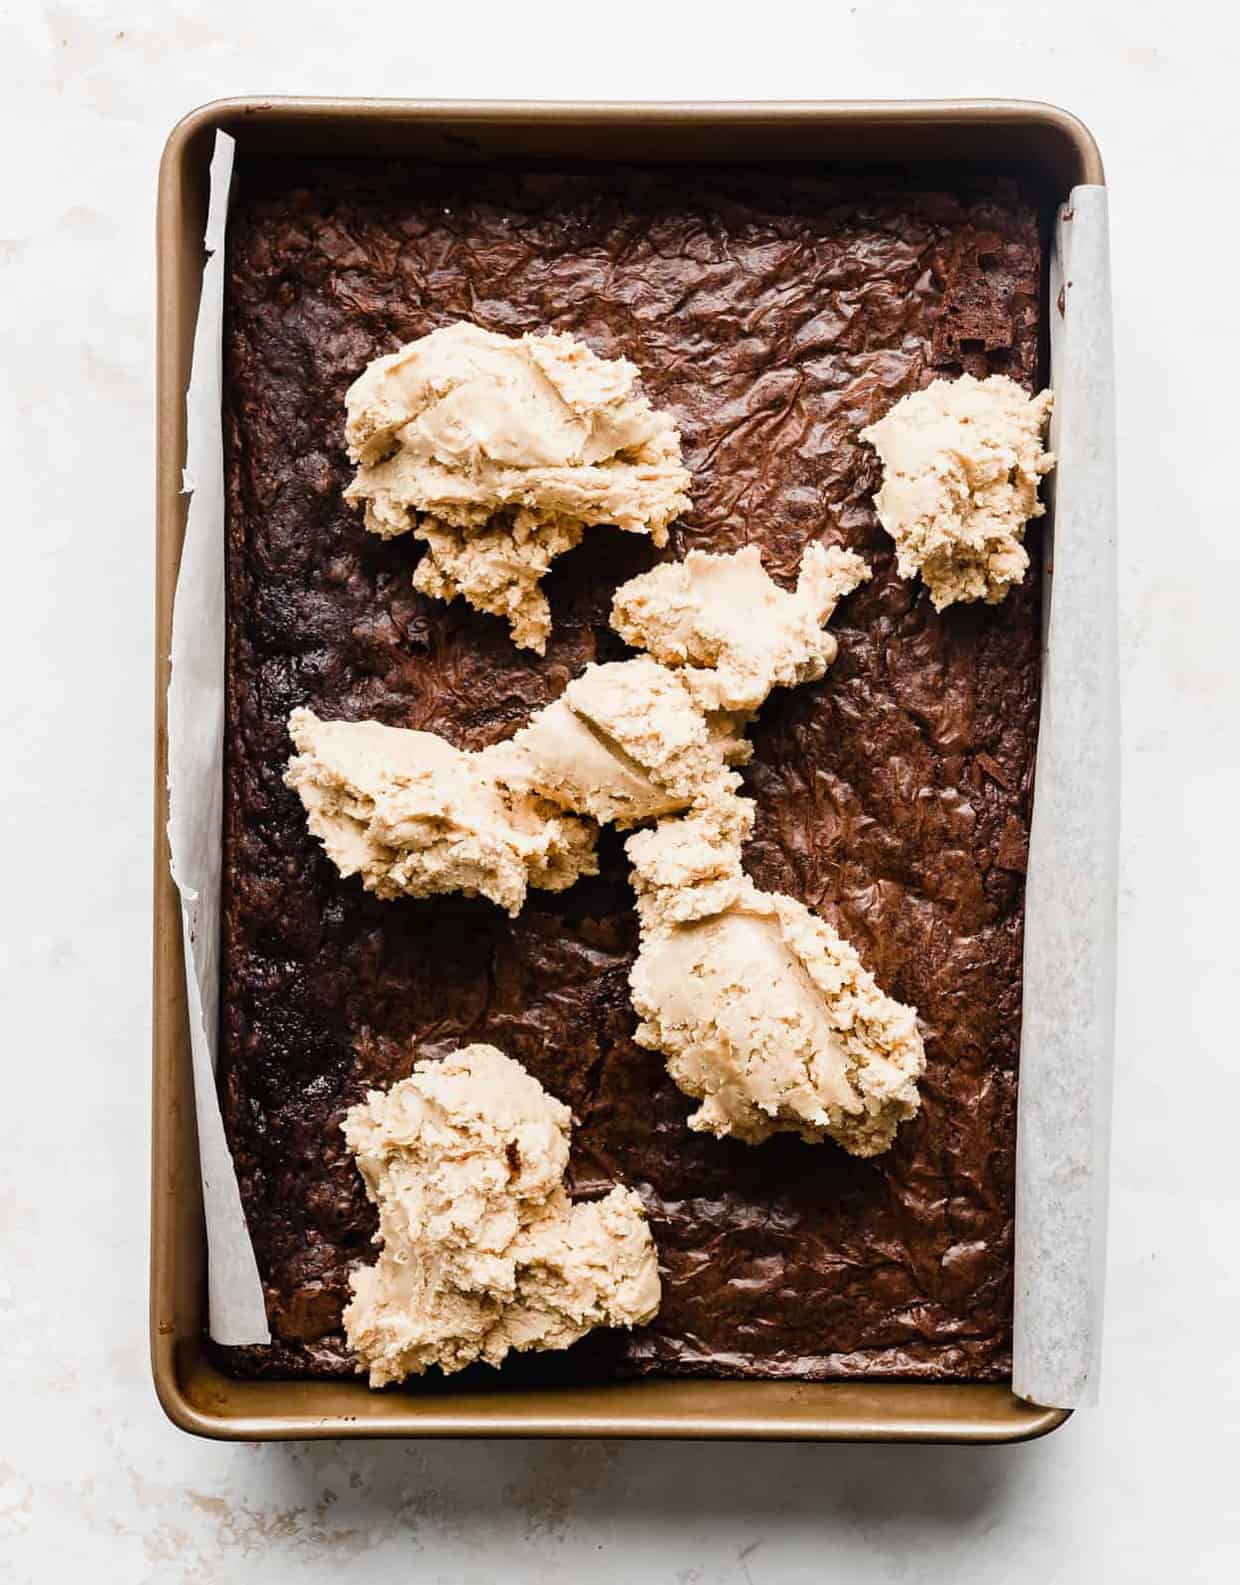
[154,97,1101,1442]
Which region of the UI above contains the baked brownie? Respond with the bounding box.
[219,159,1043,1382]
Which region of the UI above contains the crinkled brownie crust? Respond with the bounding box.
[218,159,1043,1384]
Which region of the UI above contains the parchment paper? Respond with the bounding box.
[1013,186,1118,1409]
[168,141,1118,1379]
[166,130,270,1344]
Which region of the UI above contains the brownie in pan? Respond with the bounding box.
[219,158,1042,1383]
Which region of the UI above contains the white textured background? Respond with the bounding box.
[1,1,1236,1579]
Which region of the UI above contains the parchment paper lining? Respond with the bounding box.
[166,131,269,1345]
[1012,188,1118,1409]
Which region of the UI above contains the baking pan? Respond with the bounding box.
[154,96,1101,1442]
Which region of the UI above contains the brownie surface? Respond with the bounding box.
[219,159,1043,1383]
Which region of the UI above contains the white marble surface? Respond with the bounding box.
[2,0,1237,1578]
